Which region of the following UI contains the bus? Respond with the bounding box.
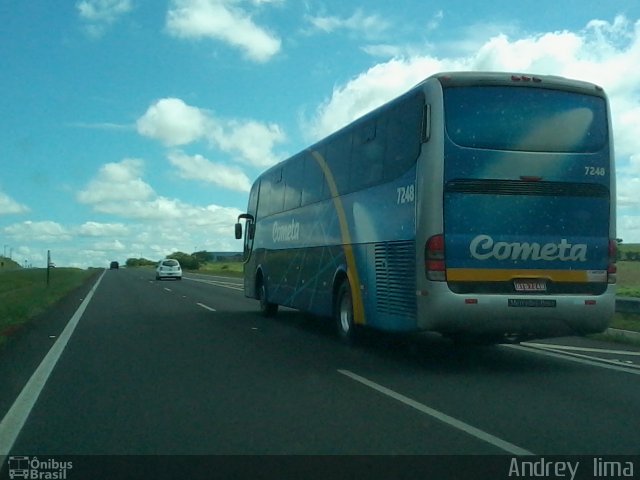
[235,71,616,344]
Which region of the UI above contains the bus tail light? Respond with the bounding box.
[426,234,446,281]
[608,239,617,284]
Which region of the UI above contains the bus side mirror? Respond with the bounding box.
[235,213,255,240]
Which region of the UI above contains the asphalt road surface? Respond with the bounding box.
[1,268,639,462]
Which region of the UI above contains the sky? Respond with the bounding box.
[1,0,640,269]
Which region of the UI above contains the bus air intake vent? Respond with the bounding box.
[445,179,609,198]
[375,240,416,318]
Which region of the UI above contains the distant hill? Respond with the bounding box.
[0,256,22,270]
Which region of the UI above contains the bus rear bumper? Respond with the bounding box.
[416,284,616,341]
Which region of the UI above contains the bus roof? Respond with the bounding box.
[425,71,605,95]
[258,71,607,180]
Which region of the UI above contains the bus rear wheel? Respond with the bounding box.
[258,280,278,317]
[335,279,357,343]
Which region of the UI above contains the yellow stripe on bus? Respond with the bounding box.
[446,268,590,282]
[447,268,591,282]
[310,149,366,325]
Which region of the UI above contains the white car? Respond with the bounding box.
[156,259,182,280]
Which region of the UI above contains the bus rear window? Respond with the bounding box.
[444,86,607,153]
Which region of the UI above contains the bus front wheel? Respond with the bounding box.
[258,280,278,317]
[335,279,357,343]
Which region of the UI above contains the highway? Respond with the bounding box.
[1,267,639,461]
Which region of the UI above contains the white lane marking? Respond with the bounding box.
[523,342,640,357]
[338,369,533,456]
[187,274,241,281]
[197,302,216,312]
[0,270,106,457]
[183,276,243,291]
[164,288,172,292]
[505,344,640,375]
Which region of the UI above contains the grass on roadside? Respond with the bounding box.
[610,312,640,332]
[0,268,96,348]
[191,261,244,277]
[616,261,640,296]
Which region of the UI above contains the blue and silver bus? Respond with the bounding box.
[235,71,616,344]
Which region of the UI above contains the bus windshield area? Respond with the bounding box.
[444,86,607,153]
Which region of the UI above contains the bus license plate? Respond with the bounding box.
[508,299,556,308]
[514,279,547,292]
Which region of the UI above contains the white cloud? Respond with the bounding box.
[76,0,133,37]
[308,56,451,139]
[4,221,72,242]
[305,9,390,38]
[137,98,209,147]
[166,0,281,63]
[137,97,286,168]
[77,0,132,22]
[211,120,286,168]
[309,16,640,139]
[77,158,155,206]
[426,10,444,32]
[361,44,405,58]
[618,154,640,208]
[77,221,130,237]
[91,239,127,252]
[0,190,29,215]
[5,151,245,266]
[77,158,244,230]
[168,150,252,192]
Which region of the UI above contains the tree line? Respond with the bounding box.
[125,251,212,270]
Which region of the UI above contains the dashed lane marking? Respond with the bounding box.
[183,276,243,291]
[197,303,217,312]
[338,369,534,456]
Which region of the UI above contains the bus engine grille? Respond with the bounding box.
[375,240,416,318]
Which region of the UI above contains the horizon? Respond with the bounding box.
[1,1,639,268]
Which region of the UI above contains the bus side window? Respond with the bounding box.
[384,92,424,181]
[248,179,260,223]
[326,131,352,196]
[351,118,385,191]
[301,148,327,205]
[261,168,285,217]
[283,155,304,211]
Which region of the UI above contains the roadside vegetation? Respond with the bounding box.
[608,259,640,337]
[0,266,96,348]
[125,251,243,276]
[616,260,640,297]
[196,261,243,277]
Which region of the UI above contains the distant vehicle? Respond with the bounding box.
[156,259,182,280]
[235,71,616,344]
[110,261,119,269]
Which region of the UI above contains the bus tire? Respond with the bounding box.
[258,280,278,317]
[335,279,357,343]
